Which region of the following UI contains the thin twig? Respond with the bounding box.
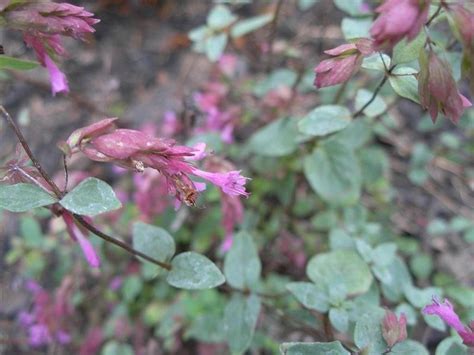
[426,3,443,27]
[73,215,172,270]
[352,75,388,118]
[0,105,172,271]
[0,105,63,197]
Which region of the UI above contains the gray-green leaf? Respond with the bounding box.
[248,117,299,157]
[286,282,330,312]
[59,177,122,216]
[389,67,419,103]
[304,140,361,205]
[224,231,261,290]
[298,105,351,137]
[132,222,175,263]
[231,14,273,38]
[0,56,39,70]
[0,183,57,212]
[280,341,350,355]
[307,250,373,295]
[224,294,261,354]
[166,252,225,289]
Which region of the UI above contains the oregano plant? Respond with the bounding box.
[0,0,473,354]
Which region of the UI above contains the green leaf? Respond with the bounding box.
[298,105,351,137]
[362,54,391,71]
[392,32,427,65]
[371,243,397,267]
[298,0,319,10]
[380,257,412,302]
[329,307,349,333]
[206,33,228,62]
[207,5,237,30]
[253,69,297,97]
[286,282,330,312]
[307,250,373,295]
[391,340,429,355]
[280,341,350,355]
[333,0,364,16]
[304,140,361,205]
[435,337,469,355]
[166,252,225,289]
[354,312,387,355]
[355,89,387,118]
[132,222,175,263]
[224,231,261,290]
[20,216,43,247]
[329,120,372,149]
[410,253,433,280]
[121,275,143,302]
[0,56,39,70]
[0,183,57,212]
[342,17,372,40]
[404,284,442,309]
[248,117,299,157]
[59,177,121,216]
[389,67,419,103]
[231,14,273,38]
[186,314,226,343]
[224,294,261,354]
[101,341,134,355]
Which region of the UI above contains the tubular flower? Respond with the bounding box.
[314,39,374,88]
[423,298,474,346]
[370,0,431,50]
[65,119,249,207]
[418,50,472,124]
[2,1,99,95]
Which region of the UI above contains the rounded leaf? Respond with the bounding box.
[298,105,351,137]
[0,183,57,212]
[166,252,225,289]
[280,341,350,355]
[132,222,176,263]
[59,177,122,216]
[307,250,373,295]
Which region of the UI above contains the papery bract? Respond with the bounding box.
[423,298,474,346]
[314,39,374,88]
[370,0,430,49]
[418,50,472,124]
[382,310,407,348]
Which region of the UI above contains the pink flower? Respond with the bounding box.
[418,51,472,124]
[80,328,103,355]
[423,298,474,346]
[63,212,100,268]
[23,33,69,95]
[191,168,249,197]
[66,119,250,207]
[5,2,99,39]
[4,2,99,95]
[18,278,73,347]
[370,0,430,50]
[381,310,407,348]
[446,3,474,50]
[314,39,374,88]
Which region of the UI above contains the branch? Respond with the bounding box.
[0,105,172,271]
[0,105,64,198]
[73,215,172,270]
[352,75,388,118]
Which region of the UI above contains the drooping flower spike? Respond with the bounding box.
[64,118,250,207]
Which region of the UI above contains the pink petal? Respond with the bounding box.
[44,55,69,96]
[63,213,100,268]
[423,298,466,333]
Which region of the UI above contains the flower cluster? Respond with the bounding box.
[418,50,472,123]
[423,298,474,346]
[314,38,374,88]
[370,0,430,50]
[18,279,73,347]
[381,310,407,348]
[64,118,249,208]
[1,1,99,95]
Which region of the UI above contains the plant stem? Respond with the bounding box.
[0,105,64,198]
[426,3,443,27]
[352,75,388,118]
[73,215,172,270]
[0,105,172,271]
